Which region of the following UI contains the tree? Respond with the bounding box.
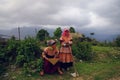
[54,27,62,38]
[69,27,76,33]
[115,35,120,47]
[90,32,95,40]
[90,32,94,36]
[36,29,49,41]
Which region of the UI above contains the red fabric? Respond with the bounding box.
[43,58,60,74]
[62,29,70,37]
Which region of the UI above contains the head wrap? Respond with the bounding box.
[47,39,56,46]
[62,28,70,37]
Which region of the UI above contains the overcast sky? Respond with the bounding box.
[0,0,120,35]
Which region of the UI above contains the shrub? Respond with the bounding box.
[36,58,43,72]
[16,37,42,66]
[16,55,25,66]
[0,45,7,63]
[5,39,20,63]
[23,63,32,75]
[72,42,93,61]
[15,37,43,75]
[0,37,43,75]
[22,59,43,75]
[0,45,6,75]
[0,64,6,75]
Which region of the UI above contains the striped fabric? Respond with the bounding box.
[59,36,73,63]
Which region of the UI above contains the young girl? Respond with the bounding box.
[59,29,73,71]
[40,39,63,76]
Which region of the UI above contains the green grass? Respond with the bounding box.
[1,68,74,80]
[92,46,120,62]
[2,60,119,80]
[92,46,114,53]
[75,61,120,80]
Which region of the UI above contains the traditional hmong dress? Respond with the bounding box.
[43,47,60,74]
[59,35,73,70]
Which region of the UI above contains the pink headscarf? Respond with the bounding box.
[62,28,70,37]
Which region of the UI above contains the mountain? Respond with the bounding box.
[0,26,55,40]
[0,26,119,41]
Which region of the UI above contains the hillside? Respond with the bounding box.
[0,46,120,80]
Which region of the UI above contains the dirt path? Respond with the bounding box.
[109,77,120,80]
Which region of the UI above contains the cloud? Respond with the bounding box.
[0,0,119,37]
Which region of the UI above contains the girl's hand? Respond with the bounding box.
[69,41,72,45]
[44,57,49,60]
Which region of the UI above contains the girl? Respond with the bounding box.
[40,39,63,76]
[59,29,73,71]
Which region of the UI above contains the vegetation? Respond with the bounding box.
[72,41,93,61]
[69,27,76,33]
[115,35,120,47]
[0,27,120,80]
[0,44,7,75]
[76,60,120,80]
[36,29,49,41]
[1,46,119,80]
[53,27,62,38]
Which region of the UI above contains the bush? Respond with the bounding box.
[36,58,43,72]
[16,37,42,67]
[0,64,6,75]
[22,63,33,75]
[0,43,9,75]
[4,39,20,63]
[0,46,6,75]
[0,37,43,75]
[0,45,7,63]
[72,42,93,61]
[22,59,43,75]
[0,39,19,75]
[15,37,43,75]
[16,55,25,66]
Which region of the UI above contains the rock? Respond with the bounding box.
[79,60,83,62]
[27,74,32,77]
[70,72,79,77]
[12,76,16,79]
[11,65,16,71]
[3,73,9,77]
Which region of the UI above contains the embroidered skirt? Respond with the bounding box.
[43,55,60,74]
[59,46,73,69]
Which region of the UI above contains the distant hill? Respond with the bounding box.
[0,26,119,41]
[0,26,54,40]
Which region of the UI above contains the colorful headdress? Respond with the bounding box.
[62,28,70,37]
